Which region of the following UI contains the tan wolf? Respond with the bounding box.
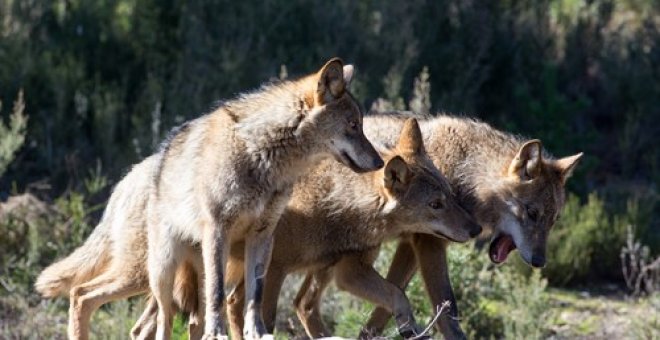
[143,57,384,340]
[350,112,583,338]
[36,58,384,340]
[132,118,481,340]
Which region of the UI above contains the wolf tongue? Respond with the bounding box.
[496,236,515,262]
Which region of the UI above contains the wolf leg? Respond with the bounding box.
[293,268,332,338]
[243,231,274,340]
[360,239,418,339]
[411,234,466,340]
[68,269,147,340]
[131,297,158,340]
[227,278,245,340]
[243,190,290,340]
[148,224,185,340]
[334,253,423,339]
[185,250,206,340]
[201,220,230,339]
[261,266,286,333]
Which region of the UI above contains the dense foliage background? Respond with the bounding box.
[1,0,658,338]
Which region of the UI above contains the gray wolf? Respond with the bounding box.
[145,57,383,340]
[132,118,480,340]
[358,112,582,338]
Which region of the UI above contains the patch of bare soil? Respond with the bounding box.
[546,286,659,340]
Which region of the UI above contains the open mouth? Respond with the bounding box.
[489,234,517,264]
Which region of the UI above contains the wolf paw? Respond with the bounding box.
[201,334,229,340]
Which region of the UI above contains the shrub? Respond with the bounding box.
[447,245,552,339]
[543,193,657,285]
[0,90,28,179]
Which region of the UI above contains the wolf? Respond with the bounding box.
[146,57,384,340]
[36,58,384,340]
[131,118,481,340]
[353,112,583,338]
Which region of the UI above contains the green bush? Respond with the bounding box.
[447,245,552,339]
[0,90,28,178]
[543,193,657,285]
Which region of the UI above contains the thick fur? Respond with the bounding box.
[134,118,480,340]
[145,58,382,340]
[358,112,582,339]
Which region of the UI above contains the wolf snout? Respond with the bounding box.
[352,153,384,172]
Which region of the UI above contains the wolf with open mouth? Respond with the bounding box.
[360,112,583,339]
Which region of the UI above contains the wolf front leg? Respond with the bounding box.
[334,253,427,340]
[411,234,466,340]
[202,220,230,340]
[360,239,418,339]
[243,190,290,340]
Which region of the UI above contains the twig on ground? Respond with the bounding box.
[410,300,451,340]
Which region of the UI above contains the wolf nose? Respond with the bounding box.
[468,223,482,238]
[531,255,546,268]
[371,157,384,170]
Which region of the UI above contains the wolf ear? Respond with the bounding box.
[343,65,354,86]
[397,118,425,155]
[509,139,542,180]
[384,156,411,194]
[554,152,583,184]
[316,58,346,105]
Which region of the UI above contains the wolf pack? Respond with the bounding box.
[35,58,583,340]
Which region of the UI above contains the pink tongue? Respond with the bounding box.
[496,236,515,262]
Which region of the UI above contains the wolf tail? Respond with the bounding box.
[35,221,112,298]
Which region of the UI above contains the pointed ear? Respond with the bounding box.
[316,58,345,105]
[397,118,424,155]
[383,156,411,194]
[555,152,583,183]
[343,65,354,87]
[509,139,543,180]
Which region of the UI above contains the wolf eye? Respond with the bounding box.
[429,200,444,210]
[526,205,539,222]
[348,120,358,130]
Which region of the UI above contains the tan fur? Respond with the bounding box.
[146,57,382,340]
[359,112,583,339]
[134,118,479,340]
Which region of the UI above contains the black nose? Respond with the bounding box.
[372,157,384,170]
[531,255,546,268]
[469,223,482,238]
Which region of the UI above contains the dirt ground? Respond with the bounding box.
[546,287,659,340]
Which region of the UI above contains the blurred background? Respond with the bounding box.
[0,0,658,338]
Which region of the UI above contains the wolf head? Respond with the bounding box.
[302,58,383,173]
[380,118,481,242]
[488,140,583,268]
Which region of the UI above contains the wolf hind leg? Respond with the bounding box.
[293,268,332,338]
[68,268,147,340]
